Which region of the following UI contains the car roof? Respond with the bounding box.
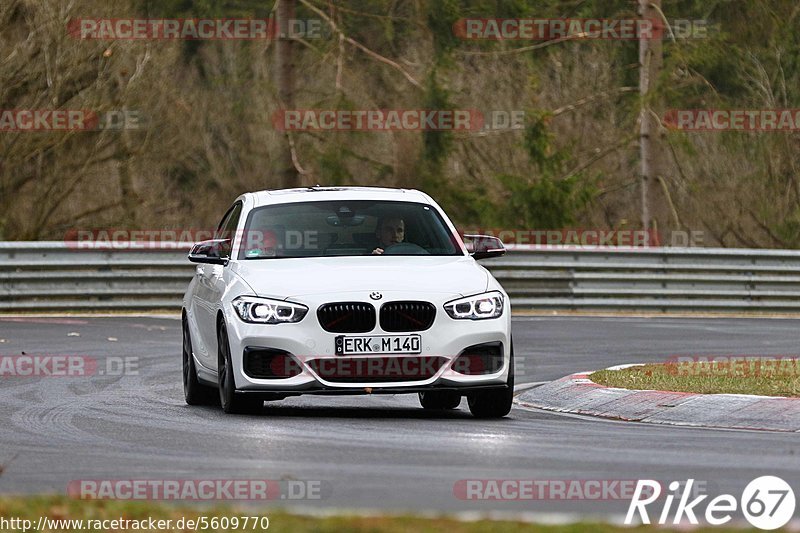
[249,186,432,207]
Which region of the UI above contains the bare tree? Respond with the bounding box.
[274,0,300,188]
[639,0,663,232]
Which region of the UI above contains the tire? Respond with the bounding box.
[182,314,217,406]
[467,343,514,419]
[217,321,262,414]
[418,391,461,410]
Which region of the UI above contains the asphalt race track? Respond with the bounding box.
[0,315,798,518]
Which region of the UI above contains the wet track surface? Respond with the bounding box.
[0,315,798,516]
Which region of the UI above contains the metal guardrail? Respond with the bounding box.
[2,242,800,312]
[0,242,191,311]
[483,246,800,311]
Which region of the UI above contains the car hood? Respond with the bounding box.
[232,255,489,299]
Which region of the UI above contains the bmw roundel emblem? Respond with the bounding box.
[370,291,383,300]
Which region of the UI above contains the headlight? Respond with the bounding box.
[444,291,504,320]
[232,296,308,324]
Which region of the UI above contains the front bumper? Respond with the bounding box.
[224,291,511,393]
[233,383,510,400]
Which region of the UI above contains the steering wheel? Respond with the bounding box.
[383,242,429,255]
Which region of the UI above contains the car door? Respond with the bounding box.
[192,201,242,369]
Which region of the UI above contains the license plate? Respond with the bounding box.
[335,334,421,355]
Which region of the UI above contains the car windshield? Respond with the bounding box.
[238,200,462,259]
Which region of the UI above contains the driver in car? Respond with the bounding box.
[372,216,405,254]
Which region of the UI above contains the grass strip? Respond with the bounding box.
[0,495,765,532]
[591,359,800,397]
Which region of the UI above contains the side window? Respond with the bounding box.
[214,202,243,256]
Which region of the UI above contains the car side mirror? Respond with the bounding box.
[188,239,231,265]
[464,234,506,260]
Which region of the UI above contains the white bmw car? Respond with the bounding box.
[182,186,514,417]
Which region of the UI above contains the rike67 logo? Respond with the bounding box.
[626,476,796,530]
